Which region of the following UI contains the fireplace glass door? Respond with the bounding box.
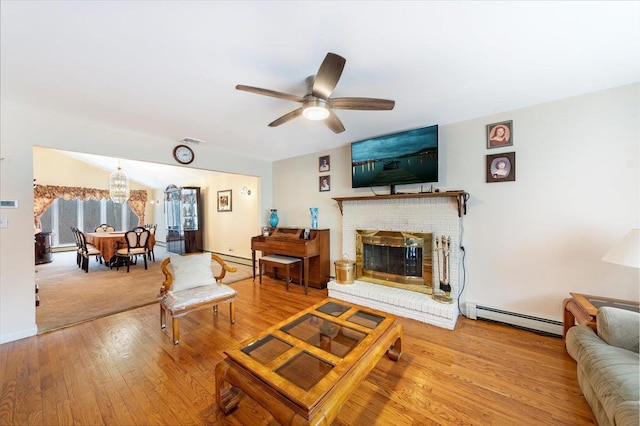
[363,245,423,278]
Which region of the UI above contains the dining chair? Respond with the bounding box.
[71,226,82,267]
[77,229,102,273]
[144,224,157,261]
[115,229,150,272]
[95,223,115,232]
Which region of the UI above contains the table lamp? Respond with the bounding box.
[601,228,640,268]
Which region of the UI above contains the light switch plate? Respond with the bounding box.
[0,217,7,228]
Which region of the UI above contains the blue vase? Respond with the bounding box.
[269,209,279,227]
[310,207,318,229]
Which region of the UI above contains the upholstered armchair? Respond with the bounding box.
[159,253,238,344]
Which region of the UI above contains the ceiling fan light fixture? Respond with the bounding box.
[302,99,330,121]
[237,53,394,132]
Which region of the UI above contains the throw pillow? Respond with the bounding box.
[170,253,217,292]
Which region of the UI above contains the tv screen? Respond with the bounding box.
[351,124,438,192]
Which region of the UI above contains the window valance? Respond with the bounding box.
[33,184,148,228]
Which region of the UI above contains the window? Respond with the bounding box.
[40,199,140,247]
[83,199,101,233]
[58,198,78,245]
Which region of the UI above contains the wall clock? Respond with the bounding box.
[173,144,194,165]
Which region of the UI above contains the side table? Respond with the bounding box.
[563,292,639,339]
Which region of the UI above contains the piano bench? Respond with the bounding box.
[259,255,304,294]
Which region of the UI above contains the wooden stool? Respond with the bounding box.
[259,255,303,293]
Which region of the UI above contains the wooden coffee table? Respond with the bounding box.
[215,298,403,425]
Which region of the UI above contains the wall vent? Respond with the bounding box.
[180,137,204,145]
[475,305,562,337]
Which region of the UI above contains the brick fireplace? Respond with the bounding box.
[329,192,467,329]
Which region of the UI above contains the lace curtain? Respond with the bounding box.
[33,184,148,228]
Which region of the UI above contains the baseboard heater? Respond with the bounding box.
[474,305,562,337]
[213,252,253,267]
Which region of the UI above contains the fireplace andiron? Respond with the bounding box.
[433,235,454,304]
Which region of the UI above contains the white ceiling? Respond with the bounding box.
[2,1,639,164]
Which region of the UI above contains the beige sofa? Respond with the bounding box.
[566,307,639,426]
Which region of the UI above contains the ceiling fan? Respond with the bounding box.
[236,53,395,134]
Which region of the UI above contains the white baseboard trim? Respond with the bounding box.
[473,304,562,337]
[1,326,38,344]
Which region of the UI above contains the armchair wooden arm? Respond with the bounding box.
[159,253,238,296]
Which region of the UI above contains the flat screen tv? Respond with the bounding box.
[351,124,438,194]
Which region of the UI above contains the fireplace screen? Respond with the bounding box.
[356,230,432,290]
[362,245,422,277]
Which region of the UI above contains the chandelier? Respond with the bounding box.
[109,161,130,204]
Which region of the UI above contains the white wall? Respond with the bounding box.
[195,173,260,259]
[0,105,273,343]
[274,83,640,323]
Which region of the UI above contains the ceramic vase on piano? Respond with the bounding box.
[310,207,318,229]
[269,209,279,227]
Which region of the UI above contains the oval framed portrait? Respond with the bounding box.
[486,152,516,183]
[487,120,513,149]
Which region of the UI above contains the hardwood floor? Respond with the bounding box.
[1,275,596,425]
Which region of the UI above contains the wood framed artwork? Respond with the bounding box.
[319,175,330,192]
[487,120,513,149]
[319,155,330,172]
[486,152,516,183]
[217,190,232,212]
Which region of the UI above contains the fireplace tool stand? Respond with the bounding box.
[432,235,454,304]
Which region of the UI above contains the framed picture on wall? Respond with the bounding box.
[217,189,232,212]
[319,155,330,172]
[486,152,516,183]
[319,175,330,192]
[487,120,513,149]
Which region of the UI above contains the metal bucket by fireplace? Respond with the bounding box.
[334,255,355,284]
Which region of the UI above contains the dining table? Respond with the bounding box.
[86,231,156,265]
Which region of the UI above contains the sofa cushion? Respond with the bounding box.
[160,283,237,314]
[597,307,640,353]
[567,325,639,425]
[169,253,217,292]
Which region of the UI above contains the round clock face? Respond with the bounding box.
[173,145,194,164]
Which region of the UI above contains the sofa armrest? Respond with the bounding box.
[597,307,640,353]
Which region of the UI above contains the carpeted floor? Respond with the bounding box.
[35,247,255,333]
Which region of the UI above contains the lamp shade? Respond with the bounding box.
[602,228,640,268]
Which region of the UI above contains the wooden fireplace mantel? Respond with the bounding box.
[333,191,469,217]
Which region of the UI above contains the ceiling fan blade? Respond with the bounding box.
[268,108,303,127]
[324,110,346,133]
[312,53,346,100]
[236,85,304,103]
[330,97,396,110]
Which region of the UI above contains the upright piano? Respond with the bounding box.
[251,227,330,289]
